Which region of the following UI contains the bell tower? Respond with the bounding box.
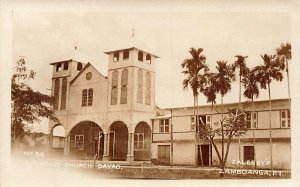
[104,47,158,113]
[48,57,85,142]
[48,52,86,154]
[50,59,85,112]
[104,46,158,161]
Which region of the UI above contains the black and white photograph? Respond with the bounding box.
[1,0,300,186]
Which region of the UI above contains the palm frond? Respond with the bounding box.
[255,53,284,90]
[181,47,209,98]
[276,42,291,60]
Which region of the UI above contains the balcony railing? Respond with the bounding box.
[152,128,290,142]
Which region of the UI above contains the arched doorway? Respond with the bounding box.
[50,124,65,157]
[134,122,151,161]
[69,121,104,160]
[109,121,128,161]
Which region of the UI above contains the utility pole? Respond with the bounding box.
[170,109,174,167]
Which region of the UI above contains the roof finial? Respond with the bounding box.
[75,42,77,50]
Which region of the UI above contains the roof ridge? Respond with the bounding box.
[70,62,107,84]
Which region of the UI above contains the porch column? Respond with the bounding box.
[64,135,70,156]
[48,134,53,148]
[47,134,53,157]
[131,133,135,157]
[103,134,109,161]
[126,133,134,162]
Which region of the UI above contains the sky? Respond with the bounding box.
[12,11,291,133]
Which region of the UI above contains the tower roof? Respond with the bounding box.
[49,46,90,65]
[104,47,159,58]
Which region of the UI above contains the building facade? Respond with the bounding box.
[48,47,158,161]
[152,99,290,170]
[48,46,290,170]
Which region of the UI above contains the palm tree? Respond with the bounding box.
[233,55,249,164]
[181,47,209,166]
[202,73,217,167]
[254,54,284,170]
[203,73,217,116]
[233,55,249,106]
[242,68,260,169]
[276,43,291,105]
[214,61,235,171]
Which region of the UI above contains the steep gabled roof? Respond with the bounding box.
[70,62,107,84]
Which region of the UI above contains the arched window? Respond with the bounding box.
[146,72,151,88]
[113,52,119,62]
[111,70,119,105]
[82,89,87,106]
[145,72,151,105]
[121,69,128,85]
[60,78,67,110]
[145,89,151,105]
[112,70,119,87]
[146,54,151,64]
[120,86,127,104]
[137,69,143,103]
[120,69,128,104]
[111,87,118,105]
[88,89,93,106]
[54,78,60,110]
[138,51,143,61]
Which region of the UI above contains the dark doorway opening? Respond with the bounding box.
[198,144,210,167]
[69,121,104,160]
[109,121,128,161]
[158,145,170,165]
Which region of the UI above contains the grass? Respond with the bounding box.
[86,165,291,179]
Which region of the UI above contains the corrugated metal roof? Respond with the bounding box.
[152,114,171,119]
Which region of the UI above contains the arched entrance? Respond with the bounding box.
[109,121,128,161]
[49,124,65,157]
[69,121,104,160]
[134,122,151,161]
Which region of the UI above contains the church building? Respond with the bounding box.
[48,47,158,162]
[48,45,290,170]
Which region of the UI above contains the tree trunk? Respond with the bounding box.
[193,96,197,166]
[268,78,273,170]
[210,137,222,167]
[252,97,257,169]
[221,95,224,171]
[210,102,214,168]
[238,74,241,166]
[239,74,242,106]
[196,96,203,167]
[286,59,291,106]
[13,122,16,144]
[223,135,233,171]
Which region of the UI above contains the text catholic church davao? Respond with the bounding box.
[48,46,291,170]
